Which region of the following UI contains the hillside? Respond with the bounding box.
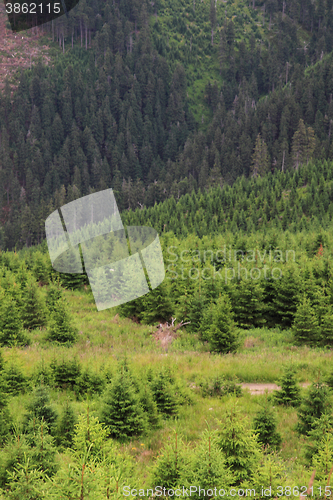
[1,0,333,249]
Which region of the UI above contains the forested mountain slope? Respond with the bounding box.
[1,0,333,249]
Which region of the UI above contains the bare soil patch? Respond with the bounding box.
[0,4,51,92]
[241,382,311,395]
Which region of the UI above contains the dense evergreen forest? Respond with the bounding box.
[1,161,333,495]
[2,0,333,248]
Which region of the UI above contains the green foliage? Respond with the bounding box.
[216,400,262,485]
[0,297,26,347]
[72,409,109,460]
[100,370,147,440]
[253,404,282,450]
[180,429,232,498]
[139,385,161,429]
[273,366,301,407]
[21,280,46,331]
[47,296,78,344]
[312,434,333,482]
[292,295,320,346]
[296,382,332,436]
[50,358,81,390]
[201,294,239,354]
[56,401,77,449]
[150,433,191,490]
[198,375,242,398]
[3,363,29,396]
[150,368,179,417]
[304,413,333,462]
[23,386,58,436]
[242,455,286,499]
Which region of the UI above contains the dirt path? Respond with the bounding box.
[241,382,311,395]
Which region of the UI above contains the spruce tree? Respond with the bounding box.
[216,400,262,485]
[232,279,266,329]
[205,294,239,354]
[150,369,179,417]
[23,386,58,436]
[253,404,282,449]
[139,385,160,429]
[292,295,320,346]
[56,401,77,449]
[150,433,191,490]
[21,279,46,330]
[181,429,232,497]
[47,296,78,344]
[100,370,147,440]
[274,366,301,407]
[296,382,332,436]
[0,297,26,347]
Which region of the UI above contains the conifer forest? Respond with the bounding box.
[1,0,333,497]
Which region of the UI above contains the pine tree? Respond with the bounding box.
[47,296,78,344]
[23,386,58,436]
[296,382,332,436]
[181,429,232,497]
[100,370,147,440]
[21,279,46,330]
[139,385,160,429]
[253,404,282,449]
[72,409,109,460]
[292,295,320,346]
[274,366,301,407]
[150,433,191,489]
[150,369,179,417]
[56,401,77,449]
[205,294,239,354]
[251,134,269,178]
[232,279,266,329]
[216,400,262,485]
[0,297,26,347]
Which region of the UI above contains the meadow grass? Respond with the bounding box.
[3,286,333,484]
